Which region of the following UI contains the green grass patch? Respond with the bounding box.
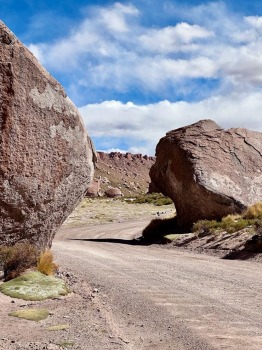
[47,324,70,331]
[126,193,173,206]
[164,234,180,242]
[193,204,262,235]
[0,271,69,301]
[56,341,75,348]
[8,308,49,321]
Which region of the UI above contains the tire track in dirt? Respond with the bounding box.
[54,220,262,350]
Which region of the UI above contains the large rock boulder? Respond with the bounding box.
[0,22,95,248]
[150,119,262,230]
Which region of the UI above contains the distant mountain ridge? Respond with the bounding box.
[87,151,156,197]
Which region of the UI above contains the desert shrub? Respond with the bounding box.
[193,213,257,235]
[129,193,173,206]
[1,242,39,281]
[220,215,253,233]
[37,250,58,276]
[254,219,262,234]
[243,202,262,220]
[192,219,221,234]
[0,246,13,270]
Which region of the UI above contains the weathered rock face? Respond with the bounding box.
[150,120,262,230]
[105,187,122,198]
[0,22,95,248]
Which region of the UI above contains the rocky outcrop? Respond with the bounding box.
[0,22,95,249]
[97,151,155,162]
[105,187,122,198]
[86,179,101,197]
[94,152,155,197]
[150,120,262,230]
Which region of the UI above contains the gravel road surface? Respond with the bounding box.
[53,220,262,350]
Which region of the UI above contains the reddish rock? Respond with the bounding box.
[125,152,132,160]
[135,154,142,160]
[94,151,156,196]
[86,179,101,197]
[0,22,95,248]
[105,187,122,198]
[150,120,262,230]
[97,152,104,160]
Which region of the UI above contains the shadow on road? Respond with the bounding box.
[69,238,151,246]
[222,250,259,260]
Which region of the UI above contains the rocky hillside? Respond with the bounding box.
[87,152,155,197]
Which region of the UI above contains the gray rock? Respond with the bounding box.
[150,119,262,230]
[0,21,95,248]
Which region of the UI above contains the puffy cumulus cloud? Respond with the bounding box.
[245,16,262,30]
[99,2,139,33]
[27,1,262,99]
[26,1,262,146]
[80,92,262,155]
[139,23,213,53]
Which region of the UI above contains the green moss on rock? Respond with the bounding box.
[0,271,69,301]
[8,308,49,321]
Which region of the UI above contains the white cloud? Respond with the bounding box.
[98,147,129,153]
[80,92,262,155]
[245,16,262,30]
[25,1,262,156]
[139,23,213,53]
[27,43,45,62]
[27,1,262,96]
[99,3,139,33]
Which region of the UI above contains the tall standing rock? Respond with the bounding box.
[0,22,95,248]
[150,120,262,230]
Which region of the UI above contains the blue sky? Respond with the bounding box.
[1,1,262,155]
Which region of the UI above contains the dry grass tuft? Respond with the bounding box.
[37,250,58,276]
[0,242,39,281]
[243,202,262,220]
[193,203,262,235]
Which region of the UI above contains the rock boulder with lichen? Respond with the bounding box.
[0,21,95,248]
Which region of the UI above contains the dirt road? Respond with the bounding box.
[54,220,262,350]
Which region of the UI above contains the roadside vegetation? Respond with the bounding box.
[125,193,173,206]
[193,202,262,235]
[0,242,58,281]
[0,243,67,301]
[142,202,262,243]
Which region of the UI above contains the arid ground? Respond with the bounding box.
[1,199,262,350]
